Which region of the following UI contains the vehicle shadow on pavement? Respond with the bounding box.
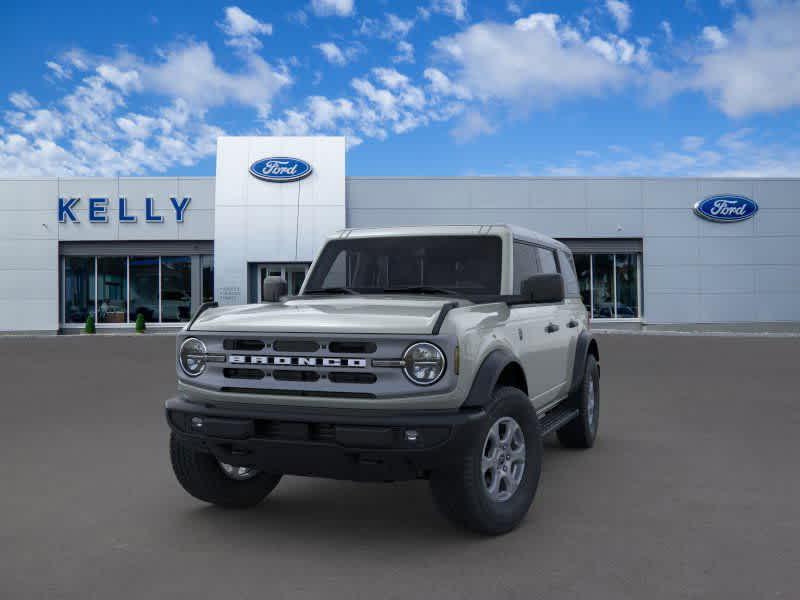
[166,445,566,546]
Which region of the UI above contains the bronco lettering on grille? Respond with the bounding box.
[229,355,367,368]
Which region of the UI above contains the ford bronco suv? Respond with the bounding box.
[166,225,600,534]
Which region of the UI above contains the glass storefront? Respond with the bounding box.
[201,255,214,303]
[97,257,127,323]
[129,256,159,322]
[573,253,641,319]
[61,254,213,326]
[64,256,95,324]
[161,256,192,323]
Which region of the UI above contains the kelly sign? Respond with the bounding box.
[58,197,191,223]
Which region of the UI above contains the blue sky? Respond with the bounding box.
[1,0,798,177]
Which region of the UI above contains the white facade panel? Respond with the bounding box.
[213,136,346,305]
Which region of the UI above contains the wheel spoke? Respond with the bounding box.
[480,415,527,503]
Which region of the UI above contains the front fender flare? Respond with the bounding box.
[460,348,521,411]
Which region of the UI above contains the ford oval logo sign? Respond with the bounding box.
[249,157,312,183]
[693,195,758,223]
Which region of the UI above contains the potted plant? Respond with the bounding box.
[84,314,95,334]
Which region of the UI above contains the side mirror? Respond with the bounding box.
[521,273,565,304]
[262,276,288,303]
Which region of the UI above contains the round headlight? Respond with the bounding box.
[403,342,446,385]
[179,337,207,377]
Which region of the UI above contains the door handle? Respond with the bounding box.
[545,322,559,334]
[567,319,579,328]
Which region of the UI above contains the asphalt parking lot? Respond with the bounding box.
[1,333,798,599]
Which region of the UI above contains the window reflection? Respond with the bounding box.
[572,252,641,319]
[64,256,95,323]
[591,254,614,319]
[615,254,639,318]
[130,256,159,322]
[97,257,127,323]
[201,255,214,303]
[161,256,191,322]
[573,254,591,313]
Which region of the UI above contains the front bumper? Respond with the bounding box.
[166,396,486,482]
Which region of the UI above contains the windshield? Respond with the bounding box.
[303,235,502,296]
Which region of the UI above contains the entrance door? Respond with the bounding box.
[255,263,310,301]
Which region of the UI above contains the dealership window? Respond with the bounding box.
[61,254,213,326]
[201,255,214,303]
[160,256,192,323]
[573,253,641,319]
[64,256,95,324]
[97,257,127,323]
[129,256,159,322]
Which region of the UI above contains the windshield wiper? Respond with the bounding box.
[303,287,360,295]
[381,285,461,296]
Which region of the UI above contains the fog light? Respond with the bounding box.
[191,416,203,429]
[405,429,419,442]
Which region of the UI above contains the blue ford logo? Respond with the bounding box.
[693,195,758,223]
[249,157,312,182]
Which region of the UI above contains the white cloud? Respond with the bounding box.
[310,0,354,17]
[359,13,415,41]
[681,135,704,152]
[218,6,272,51]
[9,91,38,111]
[393,41,415,63]
[690,2,800,116]
[451,110,495,142]
[432,13,638,107]
[546,128,800,177]
[430,0,468,21]
[314,42,362,66]
[423,67,472,100]
[0,34,288,175]
[701,25,728,49]
[606,0,632,33]
[139,42,290,116]
[660,20,673,43]
[507,1,522,16]
[266,66,462,145]
[720,0,736,7]
[45,61,71,80]
[96,64,142,93]
[386,14,414,38]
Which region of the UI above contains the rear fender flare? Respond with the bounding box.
[569,330,599,396]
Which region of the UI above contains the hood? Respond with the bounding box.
[190,296,461,335]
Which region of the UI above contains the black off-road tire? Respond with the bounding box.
[557,354,600,449]
[430,386,542,535]
[170,434,282,508]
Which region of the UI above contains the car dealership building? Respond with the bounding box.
[1,136,798,334]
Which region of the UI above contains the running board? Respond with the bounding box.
[539,406,579,436]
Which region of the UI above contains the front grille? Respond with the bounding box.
[223,339,265,351]
[273,339,320,353]
[329,371,377,384]
[223,368,265,380]
[273,370,320,382]
[329,341,377,354]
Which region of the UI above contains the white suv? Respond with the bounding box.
[166,225,600,535]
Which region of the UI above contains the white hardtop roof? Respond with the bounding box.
[330,224,570,253]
